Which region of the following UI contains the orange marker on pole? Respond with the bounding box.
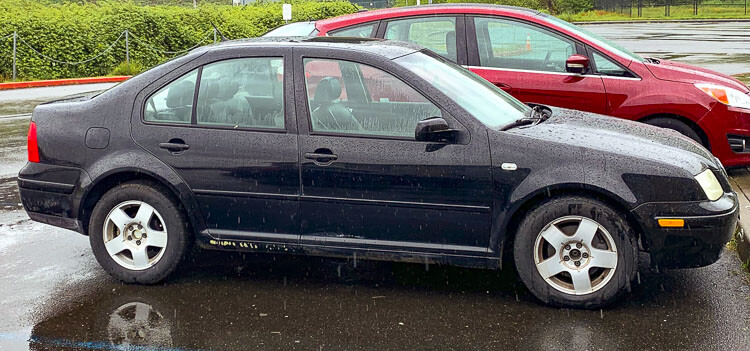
[526,34,531,51]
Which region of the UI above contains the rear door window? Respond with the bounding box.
[384,17,458,62]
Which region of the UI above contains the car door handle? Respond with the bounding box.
[304,152,338,161]
[495,83,512,92]
[159,140,190,152]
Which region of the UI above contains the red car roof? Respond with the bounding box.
[316,4,542,34]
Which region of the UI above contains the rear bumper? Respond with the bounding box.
[631,192,738,268]
[17,162,89,235]
[26,211,85,233]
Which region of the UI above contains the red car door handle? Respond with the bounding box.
[495,83,512,92]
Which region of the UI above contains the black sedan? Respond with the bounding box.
[18,37,737,308]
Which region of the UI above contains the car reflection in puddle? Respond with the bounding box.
[29,293,180,351]
[25,249,750,350]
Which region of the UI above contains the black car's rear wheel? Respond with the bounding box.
[513,196,637,309]
[89,181,190,284]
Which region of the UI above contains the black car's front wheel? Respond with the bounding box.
[89,181,190,284]
[513,196,638,309]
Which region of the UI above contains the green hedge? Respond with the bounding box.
[0,0,358,81]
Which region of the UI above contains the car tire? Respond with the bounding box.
[89,181,190,284]
[513,196,637,309]
[644,117,704,146]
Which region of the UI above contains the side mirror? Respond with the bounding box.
[415,117,458,143]
[565,54,590,74]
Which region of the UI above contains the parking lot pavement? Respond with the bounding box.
[583,21,750,77]
[1,208,749,350]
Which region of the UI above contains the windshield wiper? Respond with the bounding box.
[499,105,552,131]
[644,57,660,64]
[499,117,537,131]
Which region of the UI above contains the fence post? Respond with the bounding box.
[125,30,130,65]
[12,31,16,81]
[638,0,642,17]
[213,28,217,44]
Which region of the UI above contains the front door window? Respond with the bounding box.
[474,17,576,73]
[303,58,441,138]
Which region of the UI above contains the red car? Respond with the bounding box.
[265,5,750,167]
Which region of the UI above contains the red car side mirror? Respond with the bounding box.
[566,54,590,74]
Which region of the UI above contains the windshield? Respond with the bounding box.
[395,51,529,130]
[541,14,645,63]
[263,21,318,37]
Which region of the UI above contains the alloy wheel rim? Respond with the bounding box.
[533,215,618,295]
[102,200,168,271]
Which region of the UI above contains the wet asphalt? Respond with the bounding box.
[582,21,750,77]
[1,22,750,350]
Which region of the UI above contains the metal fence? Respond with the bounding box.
[594,0,748,16]
[350,0,391,8]
[1,29,217,81]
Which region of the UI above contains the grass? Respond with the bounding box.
[567,5,750,22]
[735,73,750,85]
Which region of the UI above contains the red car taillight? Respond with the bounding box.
[27,121,40,163]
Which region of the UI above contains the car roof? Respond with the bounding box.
[192,36,423,60]
[316,4,541,32]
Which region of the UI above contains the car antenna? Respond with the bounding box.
[210,22,228,42]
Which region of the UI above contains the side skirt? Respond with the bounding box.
[197,231,501,270]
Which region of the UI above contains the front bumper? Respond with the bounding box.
[699,103,750,167]
[631,191,738,269]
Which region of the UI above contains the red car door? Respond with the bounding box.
[466,15,607,114]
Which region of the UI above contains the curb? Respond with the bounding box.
[738,226,750,272]
[0,113,32,121]
[0,76,131,91]
[735,196,750,272]
[729,176,750,272]
[575,18,750,25]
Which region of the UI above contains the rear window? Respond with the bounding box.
[263,22,318,37]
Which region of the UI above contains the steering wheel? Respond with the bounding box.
[543,51,558,71]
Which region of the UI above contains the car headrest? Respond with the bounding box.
[199,78,220,102]
[446,31,457,61]
[218,78,240,101]
[314,77,342,105]
[166,80,195,108]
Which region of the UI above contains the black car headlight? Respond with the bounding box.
[695,169,723,201]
